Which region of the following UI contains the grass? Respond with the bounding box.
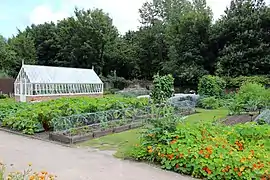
[184,108,228,124]
[78,108,229,158]
[79,129,141,158]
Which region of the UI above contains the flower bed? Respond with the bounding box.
[0,162,56,180]
[128,119,270,180]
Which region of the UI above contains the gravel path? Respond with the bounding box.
[0,131,191,180]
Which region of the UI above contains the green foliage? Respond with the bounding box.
[150,74,174,104]
[162,0,212,84]
[229,82,270,114]
[225,76,270,88]
[1,96,148,134]
[0,99,25,122]
[198,75,226,97]
[128,120,270,179]
[214,0,270,77]
[199,97,221,110]
[0,70,10,78]
[101,75,131,90]
[1,0,270,85]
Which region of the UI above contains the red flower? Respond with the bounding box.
[202,166,212,174]
[167,154,174,160]
[175,164,179,169]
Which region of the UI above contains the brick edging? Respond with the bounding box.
[0,127,71,148]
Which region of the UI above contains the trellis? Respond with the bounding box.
[51,106,153,132]
[51,104,195,132]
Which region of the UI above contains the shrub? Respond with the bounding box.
[198,75,226,98]
[225,76,270,88]
[101,75,131,90]
[128,121,270,180]
[229,82,270,114]
[150,73,174,104]
[199,97,221,109]
[0,94,8,99]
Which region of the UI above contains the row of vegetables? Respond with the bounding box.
[0,96,148,134]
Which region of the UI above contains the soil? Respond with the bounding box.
[221,114,258,125]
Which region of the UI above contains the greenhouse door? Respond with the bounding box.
[19,81,26,102]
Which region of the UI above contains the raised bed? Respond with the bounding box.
[49,132,94,144]
[49,121,144,144]
[49,105,195,144]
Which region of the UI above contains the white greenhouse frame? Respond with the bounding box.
[14,64,103,102]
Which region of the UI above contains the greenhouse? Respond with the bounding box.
[14,64,103,102]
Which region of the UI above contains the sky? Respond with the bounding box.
[0,0,233,38]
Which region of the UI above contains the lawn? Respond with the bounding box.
[183,108,228,124]
[79,129,141,158]
[78,108,229,158]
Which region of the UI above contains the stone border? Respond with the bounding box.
[0,127,71,147]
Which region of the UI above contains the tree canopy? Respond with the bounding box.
[1,0,269,85]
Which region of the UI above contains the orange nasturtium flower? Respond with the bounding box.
[167,154,174,160]
[170,139,177,144]
[199,150,204,155]
[202,166,212,174]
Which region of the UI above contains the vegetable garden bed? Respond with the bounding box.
[49,120,144,144]
[49,105,195,144]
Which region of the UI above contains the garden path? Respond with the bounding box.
[0,131,191,180]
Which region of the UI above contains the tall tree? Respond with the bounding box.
[26,22,59,66]
[0,35,17,77]
[135,1,169,80]
[162,0,213,84]
[7,31,37,74]
[214,0,270,77]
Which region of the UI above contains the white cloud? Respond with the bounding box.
[29,0,231,33]
[207,0,231,20]
[29,4,69,25]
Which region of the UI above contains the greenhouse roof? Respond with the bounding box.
[20,65,103,84]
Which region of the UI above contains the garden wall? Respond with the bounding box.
[15,93,103,102]
[0,78,14,94]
